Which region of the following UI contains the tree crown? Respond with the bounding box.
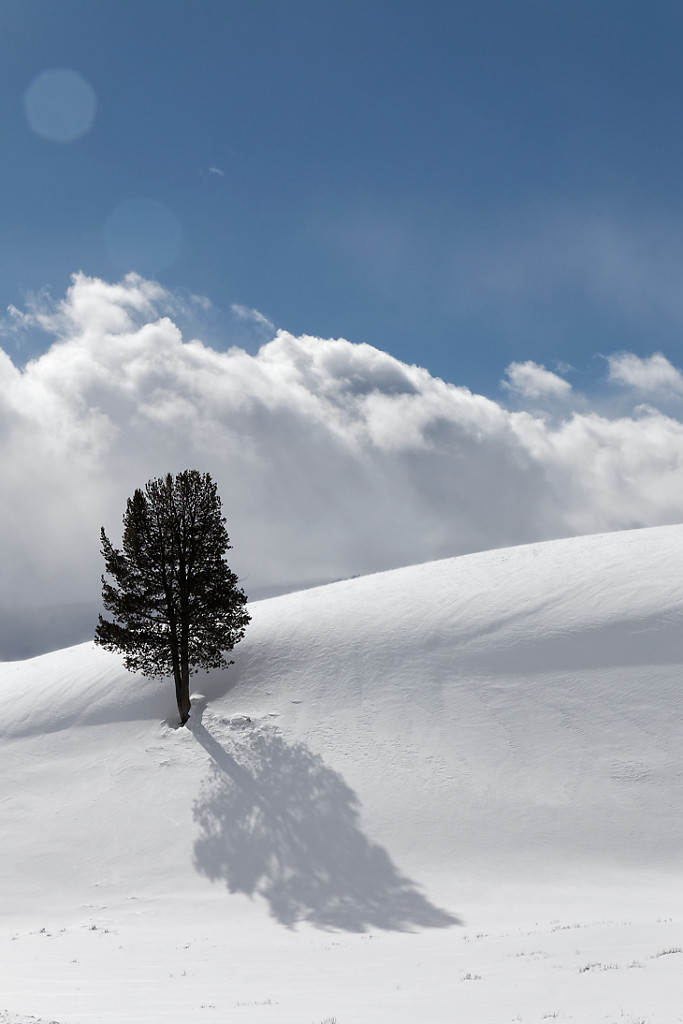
[95,470,250,683]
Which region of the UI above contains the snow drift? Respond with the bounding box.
[1,524,682,1022]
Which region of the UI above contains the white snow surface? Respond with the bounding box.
[1,525,683,1022]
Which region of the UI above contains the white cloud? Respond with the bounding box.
[503,360,571,400]
[231,303,275,332]
[607,352,683,394]
[4,272,165,340]
[4,273,683,653]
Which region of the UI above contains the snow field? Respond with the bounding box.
[2,524,683,1021]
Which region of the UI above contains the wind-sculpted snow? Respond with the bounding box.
[191,718,458,930]
[0,643,177,739]
[2,525,683,1022]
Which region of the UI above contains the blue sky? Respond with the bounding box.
[4,1,683,395]
[8,1,683,652]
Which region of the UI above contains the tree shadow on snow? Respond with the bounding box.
[189,719,460,931]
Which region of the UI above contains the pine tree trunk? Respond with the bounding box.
[177,560,191,726]
[177,656,191,726]
[169,621,190,726]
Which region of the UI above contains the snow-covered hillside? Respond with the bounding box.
[2,526,683,1023]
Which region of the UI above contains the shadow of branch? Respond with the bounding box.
[189,719,460,932]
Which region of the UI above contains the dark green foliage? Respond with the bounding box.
[95,470,250,725]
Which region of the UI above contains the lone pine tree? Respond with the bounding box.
[95,470,250,725]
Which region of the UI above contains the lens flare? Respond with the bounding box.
[24,68,97,143]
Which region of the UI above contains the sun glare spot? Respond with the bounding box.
[24,68,97,143]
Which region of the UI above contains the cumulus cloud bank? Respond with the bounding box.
[2,272,683,655]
